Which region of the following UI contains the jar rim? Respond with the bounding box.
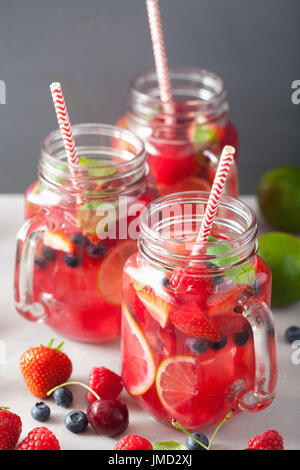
[129,66,227,111]
[138,191,257,268]
[41,123,146,171]
[39,123,148,196]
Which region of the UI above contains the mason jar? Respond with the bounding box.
[117,67,239,197]
[15,124,157,343]
[121,192,277,428]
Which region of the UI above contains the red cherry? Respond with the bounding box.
[86,398,129,437]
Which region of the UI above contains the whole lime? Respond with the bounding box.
[257,167,300,232]
[258,232,300,307]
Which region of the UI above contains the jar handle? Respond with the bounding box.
[237,296,277,411]
[14,212,49,322]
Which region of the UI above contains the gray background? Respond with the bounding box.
[0,0,299,194]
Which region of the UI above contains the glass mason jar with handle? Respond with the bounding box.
[14,124,157,343]
[121,192,277,429]
[117,67,239,197]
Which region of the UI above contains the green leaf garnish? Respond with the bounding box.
[193,125,217,146]
[207,235,255,286]
[152,441,187,450]
[79,156,116,178]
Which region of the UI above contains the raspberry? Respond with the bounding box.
[247,430,284,450]
[114,434,153,450]
[17,427,60,450]
[86,367,123,402]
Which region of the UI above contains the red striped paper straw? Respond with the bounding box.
[145,0,174,113]
[192,145,235,254]
[50,82,80,171]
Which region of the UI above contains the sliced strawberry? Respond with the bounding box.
[207,286,253,334]
[137,288,171,328]
[171,302,220,342]
[43,230,74,254]
[208,285,253,316]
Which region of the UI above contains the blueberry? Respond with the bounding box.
[212,275,225,286]
[31,402,50,422]
[162,276,170,287]
[186,432,209,450]
[204,262,216,270]
[65,410,88,434]
[86,241,107,259]
[209,335,228,351]
[64,253,82,268]
[285,326,300,343]
[71,232,88,246]
[34,255,47,270]
[53,387,73,408]
[41,245,56,262]
[233,329,249,347]
[187,338,208,354]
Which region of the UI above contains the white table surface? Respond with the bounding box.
[0,194,299,451]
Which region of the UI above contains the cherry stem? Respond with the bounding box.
[172,419,209,450]
[207,409,235,450]
[47,381,101,401]
[172,409,235,451]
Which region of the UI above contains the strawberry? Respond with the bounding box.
[0,408,22,450]
[171,302,221,342]
[137,288,171,328]
[86,367,123,402]
[208,285,253,316]
[20,339,72,398]
[17,427,60,450]
[114,434,153,450]
[43,230,74,253]
[246,429,284,450]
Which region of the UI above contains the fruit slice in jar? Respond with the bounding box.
[44,230,74,253]
[170,302,220,341]
[137,288,171,328]
[121,305,156,395]
[156,355,211,426]
[97,240,137,306]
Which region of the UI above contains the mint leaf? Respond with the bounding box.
[193,125,217,147]
[79,156,116,177]
[207,235,255,286]
[152,441,187,450]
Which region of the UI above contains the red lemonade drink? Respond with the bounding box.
[15,124,157,343]
[117,68,239,197]
[121,192,277,428]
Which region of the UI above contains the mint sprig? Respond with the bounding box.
[206,235,255,286]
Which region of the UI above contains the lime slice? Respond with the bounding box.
[97,240,137,306]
